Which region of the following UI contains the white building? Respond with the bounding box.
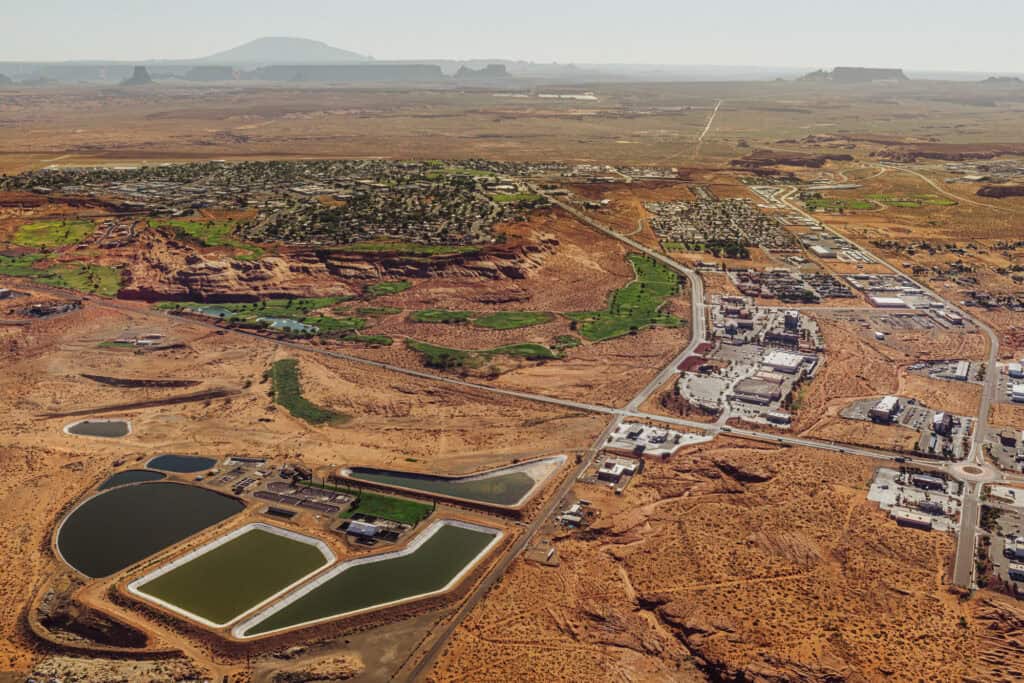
[1013,384,1024,404]
[870,395,901,422]
[1009,363,1024,379]
[762,350,804,374]
[868,295,908,308]
[810,245,835,259]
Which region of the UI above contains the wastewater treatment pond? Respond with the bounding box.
[64,419,130,438]
[147,454,218,473]
[131,524,332,626]
[236,521,501,637]
[98,469,166,490]
[57,483,243,578]
[343,456,565,507]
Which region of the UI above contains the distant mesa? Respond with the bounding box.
[184,65,237,82]
[121,66,153,86]
[248,63,443,83]
[455,64,509,80]
[976,184,1024,199]
[0,73,11,86]
[800,67,909,84]
[196,37,371,65]
[980,75,1023,85]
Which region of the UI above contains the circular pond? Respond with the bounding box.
[147,454,218,473]
[56,482,244,578]
[64,419,131,438]
[98,469,166,491]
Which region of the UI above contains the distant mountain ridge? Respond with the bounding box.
[196,37,371,65]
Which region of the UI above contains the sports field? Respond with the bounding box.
[135,526,331,626]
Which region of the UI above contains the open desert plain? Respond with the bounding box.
[4,28,1024,683]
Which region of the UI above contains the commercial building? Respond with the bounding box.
[597,457,640,483]
[1009,363,1024,379]
[1013,384,1024,403]
[891,507,932,531]
[1005,537,1024,561]
[951,361,970,382]
[932,412,953,436]
[762,350,804,374]
[911,473,947,492]
[810,245,835,259]
[868,295,908,308]
[1009,562,1024,582]
[733,377,783,405]
[869,395,901,423]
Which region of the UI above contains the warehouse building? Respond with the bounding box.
[891,507,932,531]
[911,473,947,491]
[868,295,908,308]
[762,350,805,374]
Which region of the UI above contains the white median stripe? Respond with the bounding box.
[127,522,334,630]
[232,519,503,639]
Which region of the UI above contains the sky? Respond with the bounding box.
[4,0,1022,72]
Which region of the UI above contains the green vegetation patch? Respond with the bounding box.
[0,254,120,296]
[340,490,433,525]
[866,194,957,208]
[567,254,683,342]
[410,309,475,324]
[803,197,875,212]
[157,219,264,260]
[137,528,327,625]
[662,240,750,259]
[473,311,554,330]
[158,297,364,337]
[11,220,95,248]
[405,339,559,370]
[552,335,581,351]
[339,334,394,347]
[269,359,348,425]
[364,280,411,298]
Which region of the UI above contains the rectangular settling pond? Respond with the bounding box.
[130,524,333,627]
[235,520,502,638]
[343,455,565,507]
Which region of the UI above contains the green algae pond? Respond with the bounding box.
[343,455,565,507]
[236,521,501,638]
[98,469,166,490]
[57,483,243,578]
[131,524,332,626]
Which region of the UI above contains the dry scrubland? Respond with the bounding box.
[793,318,987,437]
[430,439,1021,681]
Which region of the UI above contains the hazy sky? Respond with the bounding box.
[5,0,1021,72]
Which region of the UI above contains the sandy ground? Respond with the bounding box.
[429,438,1011,681]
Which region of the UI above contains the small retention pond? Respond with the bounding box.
[147,454,218,473]
[57,483,243,578]
[98,469,166,490]
[343,455,566,507]
[235,521,501,638]
[64,419,130,438]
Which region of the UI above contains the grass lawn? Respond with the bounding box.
[365,280,411,297]
[803,197,876,212]
[137,528,327,625]
[552,335,581,351]
[158,219,264,260]
[11,220,95,248]
[567,254,682,342]
[410,309,474,324]
[0,254,120,296]
[866,194,957,208]
[269,359,348,425]
[473,311,554,330]
[338,490,433,525]
[405,339,559,369]
[340,333,394,346]
[159,297,363,336]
